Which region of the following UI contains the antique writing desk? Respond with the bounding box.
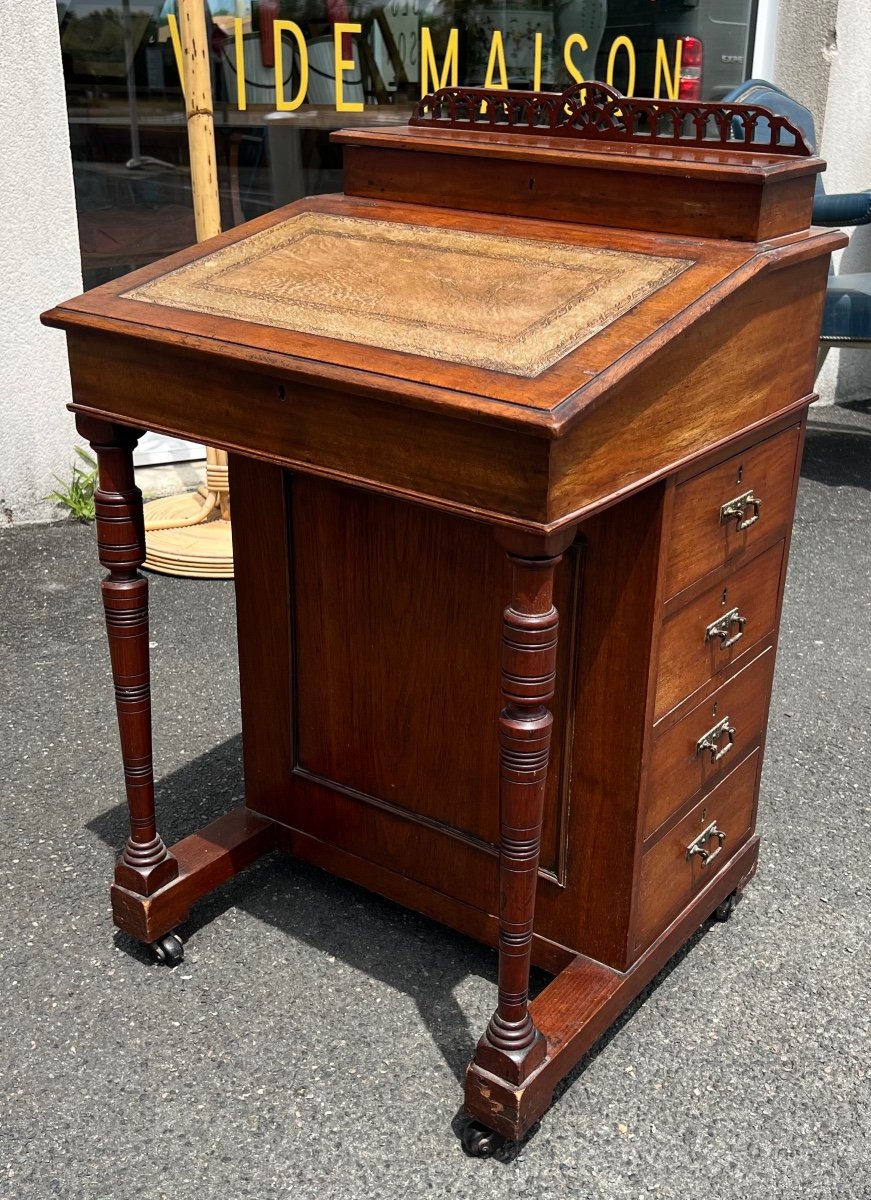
[44,85,843,1153]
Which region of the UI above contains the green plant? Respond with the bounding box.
[47,447,99,521]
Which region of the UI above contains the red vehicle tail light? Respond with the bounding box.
[678,36,703,100]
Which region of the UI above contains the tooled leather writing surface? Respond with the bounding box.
[123,211,688,378]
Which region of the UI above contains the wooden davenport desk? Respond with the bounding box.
[44,85,843,1154]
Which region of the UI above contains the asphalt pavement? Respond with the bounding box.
[0,406,868,1200]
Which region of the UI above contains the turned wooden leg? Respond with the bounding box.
[473,527,576,1086]
[78,416,178,896]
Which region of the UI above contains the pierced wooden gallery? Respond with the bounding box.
[43,83,843,1154]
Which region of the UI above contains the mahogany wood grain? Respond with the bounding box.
[46,103,833,1148]
[110,806,277,943]
[63,330,554,527]
[45,193,748,425]
[551,485,667,969]
[646,646,775,839]
[228,454,295,816]
[77,415,178,896]
[341,143,817,241]
[547,263,823,525]
[664,423,802,599]
[230,467,578,929]
[272,767,503,917]
[636,750,760,947]
[464,835,761,1140]
[654,539,786,721]
[339,121,820,180]
[43,192,844,437]
[61,319,816,544]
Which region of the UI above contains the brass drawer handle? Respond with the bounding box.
[705,606,747,649]
[720,490,762,532]
[686,820,726,867]
[696,715,735,763]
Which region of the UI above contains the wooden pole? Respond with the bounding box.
[178,0,222,243]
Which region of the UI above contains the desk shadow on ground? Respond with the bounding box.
[87,733,728,1159]
[87,732,507,1085]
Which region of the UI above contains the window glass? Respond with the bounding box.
[59,0,758,291]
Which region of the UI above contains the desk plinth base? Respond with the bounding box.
[108,802,758,1145]
[110,806,276,943]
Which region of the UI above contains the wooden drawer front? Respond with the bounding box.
[655,540,785,721]
[664,425,800,599]
[637,751,759,949]
[646,646,774,838]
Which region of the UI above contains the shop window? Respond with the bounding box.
[59,0,759,290]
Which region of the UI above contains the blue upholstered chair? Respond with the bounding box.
[721,79,871,369]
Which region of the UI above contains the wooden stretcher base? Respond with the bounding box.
[109,804,758,1142]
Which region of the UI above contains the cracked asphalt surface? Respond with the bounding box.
[1,407,868,1199]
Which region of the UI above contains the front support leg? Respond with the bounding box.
[77,415,178,896]
[472,526,577,1087]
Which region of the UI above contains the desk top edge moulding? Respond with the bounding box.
[43,84,843,1156]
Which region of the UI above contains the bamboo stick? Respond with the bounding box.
[178,0,222,243]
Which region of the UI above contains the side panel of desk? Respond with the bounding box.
[229,452,670,970]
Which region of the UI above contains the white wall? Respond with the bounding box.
[0,2,82,525]
[774,0,871,405]
[815,0,871,404]
[772,0,837,135]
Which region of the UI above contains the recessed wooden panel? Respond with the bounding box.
[290,477,580,875]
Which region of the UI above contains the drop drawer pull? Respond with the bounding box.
[686,821,727,867]
[696,716,735,763]
[705,606,747,649]
[720,490,762,532]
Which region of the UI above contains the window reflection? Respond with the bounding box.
[58,1,758,289]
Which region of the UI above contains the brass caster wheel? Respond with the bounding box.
[461,1120,506,1158]
[713,891,739,923]
[150,932,184,966]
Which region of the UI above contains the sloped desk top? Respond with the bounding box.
[43,192,838,433]
[43,87,844,530]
